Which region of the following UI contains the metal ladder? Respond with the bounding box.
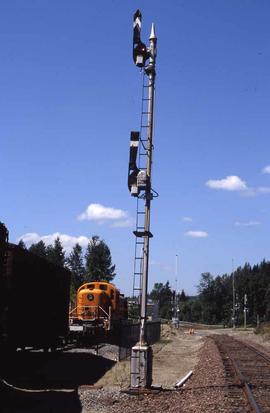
[132,72,151,316]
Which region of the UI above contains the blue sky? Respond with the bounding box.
[1,1,270,296]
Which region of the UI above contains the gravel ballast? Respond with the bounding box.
[79,336,245,413]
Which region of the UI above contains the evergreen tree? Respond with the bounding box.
[67,243,86,295]
[173,259,270,326]
[149,281,173,319]
[18,240,27,249]
[46,237,65,267]
[179,289,187,302]
[85,236,116,282]
[29,240,47,258]
[264,285,270,321]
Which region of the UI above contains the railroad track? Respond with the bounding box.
[213,334,270,412]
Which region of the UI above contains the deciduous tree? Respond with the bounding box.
[149,281,173,319]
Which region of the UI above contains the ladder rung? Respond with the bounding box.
[135,257,143,260]
[134,272,142,276]
[134,230,153,238]
[134,288,142,291]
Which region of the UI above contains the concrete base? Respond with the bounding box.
[130,343,153,388]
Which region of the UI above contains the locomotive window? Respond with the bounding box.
[110,290,114,299]
[99,284,107,291]
[87,284,94,290]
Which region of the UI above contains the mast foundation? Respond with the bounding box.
[130,344,153,388]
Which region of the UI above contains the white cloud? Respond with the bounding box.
[235,221,261,227]
[78,203,127,221]
[206,175,247,191]
[185,230,208,238]
[77,203,132,227]
[183,217,193,222]
[206,175,270,197]
[18,232,89,253]
[262,165,270,174]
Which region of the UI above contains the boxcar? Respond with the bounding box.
[4,244,70,351]
[0,223,9,342]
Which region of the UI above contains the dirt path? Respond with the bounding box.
[95,325,203,390]
[151,327,203,388]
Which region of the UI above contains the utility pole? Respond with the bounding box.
[174,254,178,319]
[244,293,247,330]
[175,254,178,293]
[128,10,157,389]
[232,259,236,329]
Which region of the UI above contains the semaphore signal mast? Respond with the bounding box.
[128,9,157,389]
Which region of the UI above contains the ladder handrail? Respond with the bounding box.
[69,305,109,319]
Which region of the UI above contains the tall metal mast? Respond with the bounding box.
[139,22,157,345]
[128,10,157,388]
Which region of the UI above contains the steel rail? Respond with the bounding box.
[214,336,268,413]
[230,357,262,413]
[233,337,270,364]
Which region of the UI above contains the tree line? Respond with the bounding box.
[17,234,270,325]
[148,260,270,326]
[18,236,116,301]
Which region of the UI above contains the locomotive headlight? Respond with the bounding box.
[87,293,94,301]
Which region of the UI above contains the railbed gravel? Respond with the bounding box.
[79,336,247,413]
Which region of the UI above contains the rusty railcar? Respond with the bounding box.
[4,244,70,351]
[0,222,9,342]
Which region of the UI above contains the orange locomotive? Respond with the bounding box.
[70,281,128,330]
